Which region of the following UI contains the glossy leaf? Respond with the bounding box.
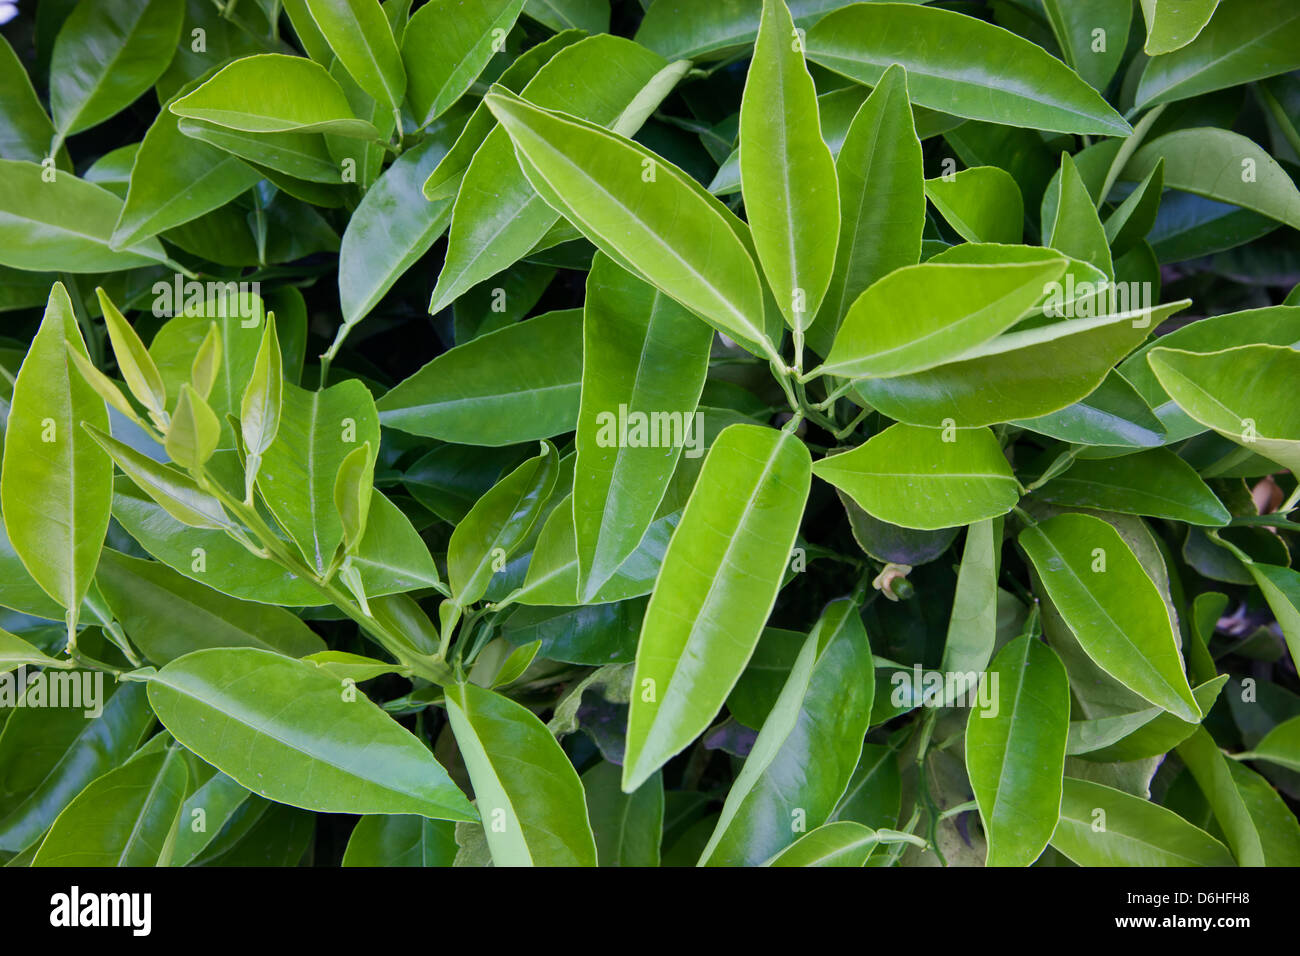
[574,256,711,602]
[581,762,663,867]
[305,0,406,113]
[1021,512,1201,721]
[624,424,811,791]
[805,3,1131,135]
[965,634,1070,867]
[1035,449,1230,526]
[812,425,1019,531]
[1,283,111,623]
[740,0,839,330]
[444,680,597,866]
[148,648,476,820]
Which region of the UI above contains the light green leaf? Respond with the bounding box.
[0,629,71,674]
[624,424,811,791]
[0,160,169,272]
[805,3,1131,135]
[1048,152,1113,279]
[1,283,111,624]
[925,167,1023,245]
[484,88,777,362]
[166,384,221,471]
[444,680,597,866]
[812,424,1019,531]
[171,54,382,139]
[240,314,283,500]
[764,821,879,867]
[1042,0,1131,90]
[740,0,839,331]
[965,634,1070,867]
[148,648,476,820]
[941,519,999,680]
[305,0,406,112]
[1124,128,1300,233]
[574,256,711,602]
[819,258,1067,380]
[403,0,528,126]
[1021,512,1201,721]
[378,309,583,445]
[1051,776,1233,866]
[1139,0,1220,55]
[50,0,184,141]
[257,379,379,574]
[1147,345,1300,474]
[1176,726,1265,866]
[0,35,58,164]
[430,36,679,315]
[1242,716,1300,772]
[808,63,924,357]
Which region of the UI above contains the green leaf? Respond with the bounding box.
[1041,0,1131,90]
[1135,0,1300,108]
[444,680,597,865]
[1139,0,1220,55]
[857,298,1190,427]
[941,519,999,679]
[32,747,188,866]
[148,648,476,820]
[1012,370,1166,452]
[1176,726,1265,866]
[808,63,923,357]
[335,118,462,345]
[304,0,406,113]
[170,771,258,867]
[1237,562,1300,672]
[0,35,59,164]
[50,0,184,141]
[819,258,1067,379]
[1242,716,1300,772]
[166,384,221,471]
[812,424,1019,531]
[1021,512,1201,721]
[1048,153,1113,279]
[95,548,326,665]
[740,0,839,331]
[1070,676,1227,762]
[1124,128,1300,233]
[1,283,111,624]
[421,28,585,201]
[449,441,558,606]
[581,762,663,867]
[334,442,374,555]
[403,0,528,126]
[763,820,879,867]
[0,630,71,674]
[0,160,169,272]
[257,379,379,574]
[525,0,608,34]
[112,81,262,248]
[1051,776,1233,866]
[1035,449,1230,526]
[804,3,1131,135]
[925,166,1024,245]
[171,54,382,139]
[90,428,237,532]
[240,314,284,500]
[699,598,874,866]
[378,309,583,445]
[1147,345,1300,474]
[636,0,873,61]
[484,89,778,362]
[430,36,680,315]
[574,256,711,601]
[965,634,1070,867]
[0,682,154,853]
[624,424,811,791]
[342,814,457,866]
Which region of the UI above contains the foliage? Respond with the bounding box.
[0,0,1298,868]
